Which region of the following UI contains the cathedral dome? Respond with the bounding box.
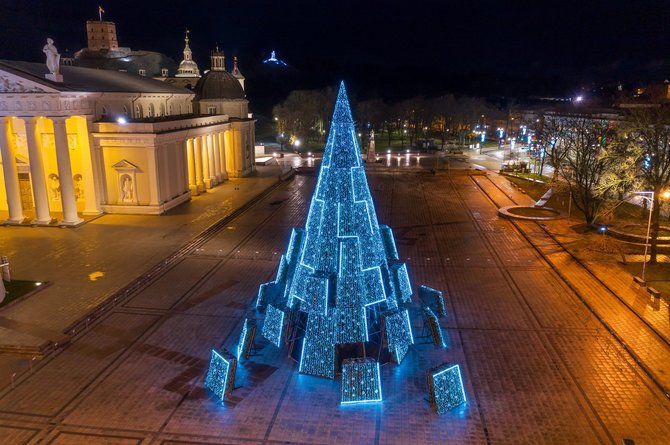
[177,59,199,76]
[194,70,245,100]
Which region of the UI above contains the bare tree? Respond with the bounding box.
[553,115,621,226]
[620,107,670,263]
[536,113,570,179]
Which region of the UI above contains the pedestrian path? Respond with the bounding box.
[476,172,670,396]
[0,167,282,358]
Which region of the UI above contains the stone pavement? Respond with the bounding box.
[479,171,670,397]
[0,166,282,377]
[0,167,667,444]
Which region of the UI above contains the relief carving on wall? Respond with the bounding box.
[0,75,48,93]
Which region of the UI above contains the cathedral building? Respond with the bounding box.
[0,22,255,224]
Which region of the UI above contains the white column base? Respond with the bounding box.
[59,217,85,227]
[31,217,54,226]
[4,217,26,225]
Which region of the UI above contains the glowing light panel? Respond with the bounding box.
[341,358,382,404]
[419,285,447,318]
[204,348,237,401]
[236,318,256,360]
[262,304,286,347]
[427,363,466,414]
[423,307,445,347]
[384,309,414,363]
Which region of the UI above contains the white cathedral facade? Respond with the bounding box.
[0,20,255,224]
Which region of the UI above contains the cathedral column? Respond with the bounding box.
[238,128,246,178]
[207,134,217,185]
[250,124,256,173]
[0,118,24,223]
[218,132,228,180]
[186,138,198,195]
[82,116,103,215]
[52,117,83,225]
[24,117,51,224]
[212,131,222,182]
[201,135,212,189]
[193,136,205,192]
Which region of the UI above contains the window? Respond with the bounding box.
[138,69,146,76]
[161,68,168,77]
[135,104,143,118]
[148,103,155,117]
[122,105,129,116]
[207,106,216,115]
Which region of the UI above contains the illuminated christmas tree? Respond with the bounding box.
[256,82,414,387]
[206,82,466,410]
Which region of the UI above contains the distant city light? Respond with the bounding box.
[574,95,584,102]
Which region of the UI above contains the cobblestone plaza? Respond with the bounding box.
[0,166,669,444]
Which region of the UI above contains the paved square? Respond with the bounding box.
[0,170,669,444]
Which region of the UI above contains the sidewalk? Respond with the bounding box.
[0,166,283,356]
[476,171,670,396]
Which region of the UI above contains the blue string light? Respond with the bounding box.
[262,304,287,347]
[419,285,447,318]
[204,348,237,401]
[236,319,256,360]
[341,358,382,404]
[384,309,414,363]
[427,363,467,414]
[423,307,445,347]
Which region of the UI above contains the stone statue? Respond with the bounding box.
[43,38,60,75]
[122,176,134,201]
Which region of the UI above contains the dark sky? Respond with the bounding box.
[1,0,669,104]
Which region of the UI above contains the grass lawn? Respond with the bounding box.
[1,280,44,308]
[503,174,666,229]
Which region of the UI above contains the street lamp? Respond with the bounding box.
[633,191,654,285]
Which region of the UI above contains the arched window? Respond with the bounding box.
[135,104,143,118]
[148,103,155,118]
[169,104,173,115]
[101,105,108,118]
[122,105,129,116]
[159,103,165,117]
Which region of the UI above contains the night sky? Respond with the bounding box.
[1,0,668,108]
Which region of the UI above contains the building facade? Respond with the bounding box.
[0,56,255,224]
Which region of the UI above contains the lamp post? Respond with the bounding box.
[634,191,654,285]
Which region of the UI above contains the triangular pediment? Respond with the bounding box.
[112,159,139,171]
[0,69,59,94]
